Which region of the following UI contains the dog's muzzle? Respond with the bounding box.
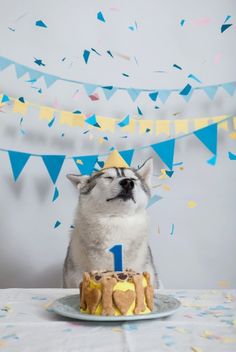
[106,178,136,203]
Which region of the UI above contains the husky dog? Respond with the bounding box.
[63,158,159,288]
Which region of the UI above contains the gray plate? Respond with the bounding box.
[50,293,181,322]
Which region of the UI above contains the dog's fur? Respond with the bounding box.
[63,158,159,288]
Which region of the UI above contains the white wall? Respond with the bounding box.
[0,0,235,288]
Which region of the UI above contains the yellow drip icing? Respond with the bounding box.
[81,277,151,316]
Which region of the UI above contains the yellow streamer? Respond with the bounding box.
[174,119,189,134]
[13,100,29,115]
[194,118,209,130]
[156,120,170,136]
[39,106,55,121]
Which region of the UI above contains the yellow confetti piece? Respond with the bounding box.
[112,327,122,333]
[222,337,236,343]
[217,280,230,288]
[42,301,53,310]
[188,200,197,208]
[201,330,213,338]
[158,169,168,179]
[162,184,171,191]
[2,304,12,312]
[229,131,236,139]
[176,328,188,334]
[179,166,184,170]
[225,293,235,302]
[76,159,83,165]
[191,347,203,352]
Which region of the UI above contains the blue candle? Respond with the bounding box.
[108,244,123,271]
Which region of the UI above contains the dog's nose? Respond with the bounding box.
[119,178,134,191]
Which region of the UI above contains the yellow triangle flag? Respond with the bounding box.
[138,120,154,134]
[13,100,29,115]
[39,106,55,121]
[103,150,129,169]
[194,118,209,130]
[59,111,85,127]
[174,119,189,134]
[96,116,116,132]
[212,115,228,130]
[156,120,170,136]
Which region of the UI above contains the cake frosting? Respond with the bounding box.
[79,269,154,316]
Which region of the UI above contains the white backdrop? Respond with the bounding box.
[0,0,235,288]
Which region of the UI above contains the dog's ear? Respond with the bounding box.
[66,174,89,188]
[136,158,153,186]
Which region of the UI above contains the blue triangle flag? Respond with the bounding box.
[83,50,90,64]
[222,82,236,96]
[203,86,218,100]
[42,155,65,184]
[15,64,28,79]
[28,68,43,81]
[194,123,218,155]
[103,87,117,100]
[73,155,98,175]
[158,90,171,103]
[85,114,100,128]
[127,88,141,101]
[179,84,192,96]
[181,89,193,102]
[0,57,11,71]
[151,139,175,170]
[8,151,31,181]
[146,194,163,208]
[148,91,158,101]
[228,151,236,160]
[44,74,58,88]
[83,83,96,95]
[120,149,134,166]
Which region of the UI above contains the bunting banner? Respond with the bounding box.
[0,56,236,103]
[1,92,236,137]
[1,115,235,189]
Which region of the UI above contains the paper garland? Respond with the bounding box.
[1,115,235,186]
[0,56,236,103]
[1,92,235,136]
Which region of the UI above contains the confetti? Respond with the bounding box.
[1,94,10,103]
[162,184,171,191]
[188,74,202,83]
[207,155,217,165]
[107,50,113,58]
[18,97,25,103]
[48,117,55,128]
[118,115,130,127]
[221,24,232,33]
[91,48,101,56]
[173,64,182,70]
[52,187,59,202]
[122,73,129,77]
[54,220,61,229]
[229,132,236,139]
[179,84,192,96]
[217,280,230,288]
[35,20,47,28]
[83,50,90,64]
[89,93,99,101]
[228,151,236,160]
[85,114,100,127]
[191,348,203,352]
[149,91,158,101]
[137,106,143,115]
[170,224,175,235]
[8,27,15,31]
[180,19,185,26]
[166,170,174,177]
[34,58,45,66]
[188,200,197,208]
[97,11,105,23]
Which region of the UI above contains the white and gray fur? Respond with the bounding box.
[63,158,160,288]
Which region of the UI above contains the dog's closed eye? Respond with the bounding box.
[104,176,114,180]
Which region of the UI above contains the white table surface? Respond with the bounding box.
[0,288,235,352]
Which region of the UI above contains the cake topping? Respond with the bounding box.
[113,290,136,315]
[117,273,128,280]
[101,277,117,316]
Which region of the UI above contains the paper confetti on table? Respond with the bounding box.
[54,220,61,229]
[97,11,105,22]
[35,20,47,28]
[122,73,129,77]
[34,58,45,66]
[188,200,197,208]
[173,64,182,70]
[191,347,203,352]
[83,50,90,64]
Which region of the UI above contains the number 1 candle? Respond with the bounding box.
[108,244,123,271]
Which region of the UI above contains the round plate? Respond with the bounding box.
[50,293,181,321]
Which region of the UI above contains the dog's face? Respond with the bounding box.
[67,158,153,216]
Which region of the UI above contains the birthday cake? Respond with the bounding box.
[79,269,154,316]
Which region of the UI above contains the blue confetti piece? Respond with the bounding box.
[52,187,59,202]
[73,110,82,114]
[173,64,182,70]
[70,225,75,229]
[207,155,217,165]
[166,170,174,177]
[61,133,64,137]
[2,334,19,340]
[107,50,113,58]
[118,115,130,127]
[146,128,151,133]
[221,23,232,33]
[31,296,47,301]
[180,19,185,26]
[149,91,158,101]
[83,50,90,64]
[48,117,55,128]
[179,84,192,96]
[228,151,236,160]
[224,15,231,23]
[97,11,105,22]
[8,27,15,32]
[54,220,61,229]
[19,117,24,125]
[170,224,175,235]
[1,94,10,103]
[35,20,47,28]
[137,106,143,115]
[34,58,45,66]
[173,161,183,166]
[18,97,25,103]
[146,194,163,208]
[122,73,129,77]
[103,136,109,141]
[188,74,202,83]
[91,48,101,56]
